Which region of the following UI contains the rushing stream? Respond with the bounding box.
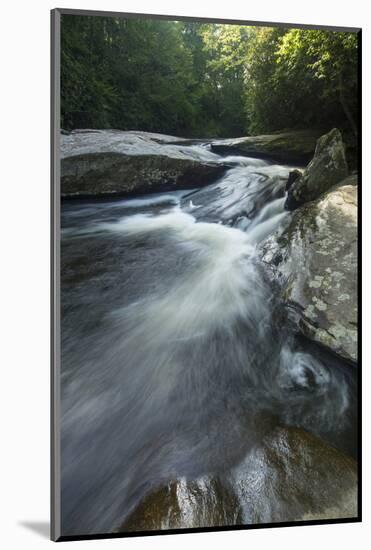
[61,142,357,535]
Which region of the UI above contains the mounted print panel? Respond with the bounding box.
[51,8,361,541]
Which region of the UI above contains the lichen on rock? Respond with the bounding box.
[261,180,358,363]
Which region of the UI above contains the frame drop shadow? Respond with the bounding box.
[19,521,49,539]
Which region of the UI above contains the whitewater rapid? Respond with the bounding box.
[60,148,356,535]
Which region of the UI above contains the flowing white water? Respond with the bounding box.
[98,211,269,332]
[180,159,291,227]
[60,140,356,535]
[247,212,287,244]
[248,196,286,229]
[109,192,184,209]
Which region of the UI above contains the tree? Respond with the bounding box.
[60,15,359,145]
[277,30,358,137]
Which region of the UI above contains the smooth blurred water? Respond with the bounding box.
[60,147,357,535]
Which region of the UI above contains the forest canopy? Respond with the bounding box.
[61,15,358,141]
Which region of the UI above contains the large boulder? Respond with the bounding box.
[285,128,348,210]
[121,477,239,532]
[61,129,229,197]
[61,153,227,198]
[120,427,357,532]
[261,180,358,363]
[229,427,357,524]
[210,129,323,165]
[61,129,192,159]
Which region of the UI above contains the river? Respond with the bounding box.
[60,141,357,535]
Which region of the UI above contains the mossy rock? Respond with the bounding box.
[211,130,323,164]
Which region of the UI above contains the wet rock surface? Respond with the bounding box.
[61,130,231,197]
[60,130,358,536]
[180,159,289,225]
[61,153,227,197]
[285,128,348,210]
[230,426,357,524]
[61,129,192,159]
[210,129,322,165]
[120,427,357,532]
[121,477,240,532]
[261,181,357,363]
[286,169,303,191]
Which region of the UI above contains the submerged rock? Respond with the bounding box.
[61,153,227,197]
[210,129,322,165]
[121,477,240,532]
[230,427,357,524]
[180,162,288,225]
[120,426,357,532]
[261,180,358,363]
[285,128,348,210]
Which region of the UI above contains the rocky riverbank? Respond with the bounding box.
[60,127,358,535]
[61,152,228,198]
[261,129,357,363]
[60,127,358,363]
[121,426,357,532]
[60,128,322,197]
[210,129,323,165]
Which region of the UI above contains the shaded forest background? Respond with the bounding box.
[61,15,358,142]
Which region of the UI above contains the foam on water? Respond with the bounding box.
[113,192,182,209]
[60,136,356,535]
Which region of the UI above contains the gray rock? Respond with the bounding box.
[120,427,357,532]
[61,129,216,160]
[286,169,302,191]
[210,129,323,164]
[261,181,358,363]
[285,128,348,210]
[338,173,358,187]
[230,427,357,524]
[61,153,227,197]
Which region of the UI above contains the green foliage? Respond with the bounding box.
[244,27,287,133]
[197,24,250,136]
[61,16,197,133]
[244,27,358,138]
[61,15,358,140]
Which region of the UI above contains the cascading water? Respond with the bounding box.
[60,142,356,535]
